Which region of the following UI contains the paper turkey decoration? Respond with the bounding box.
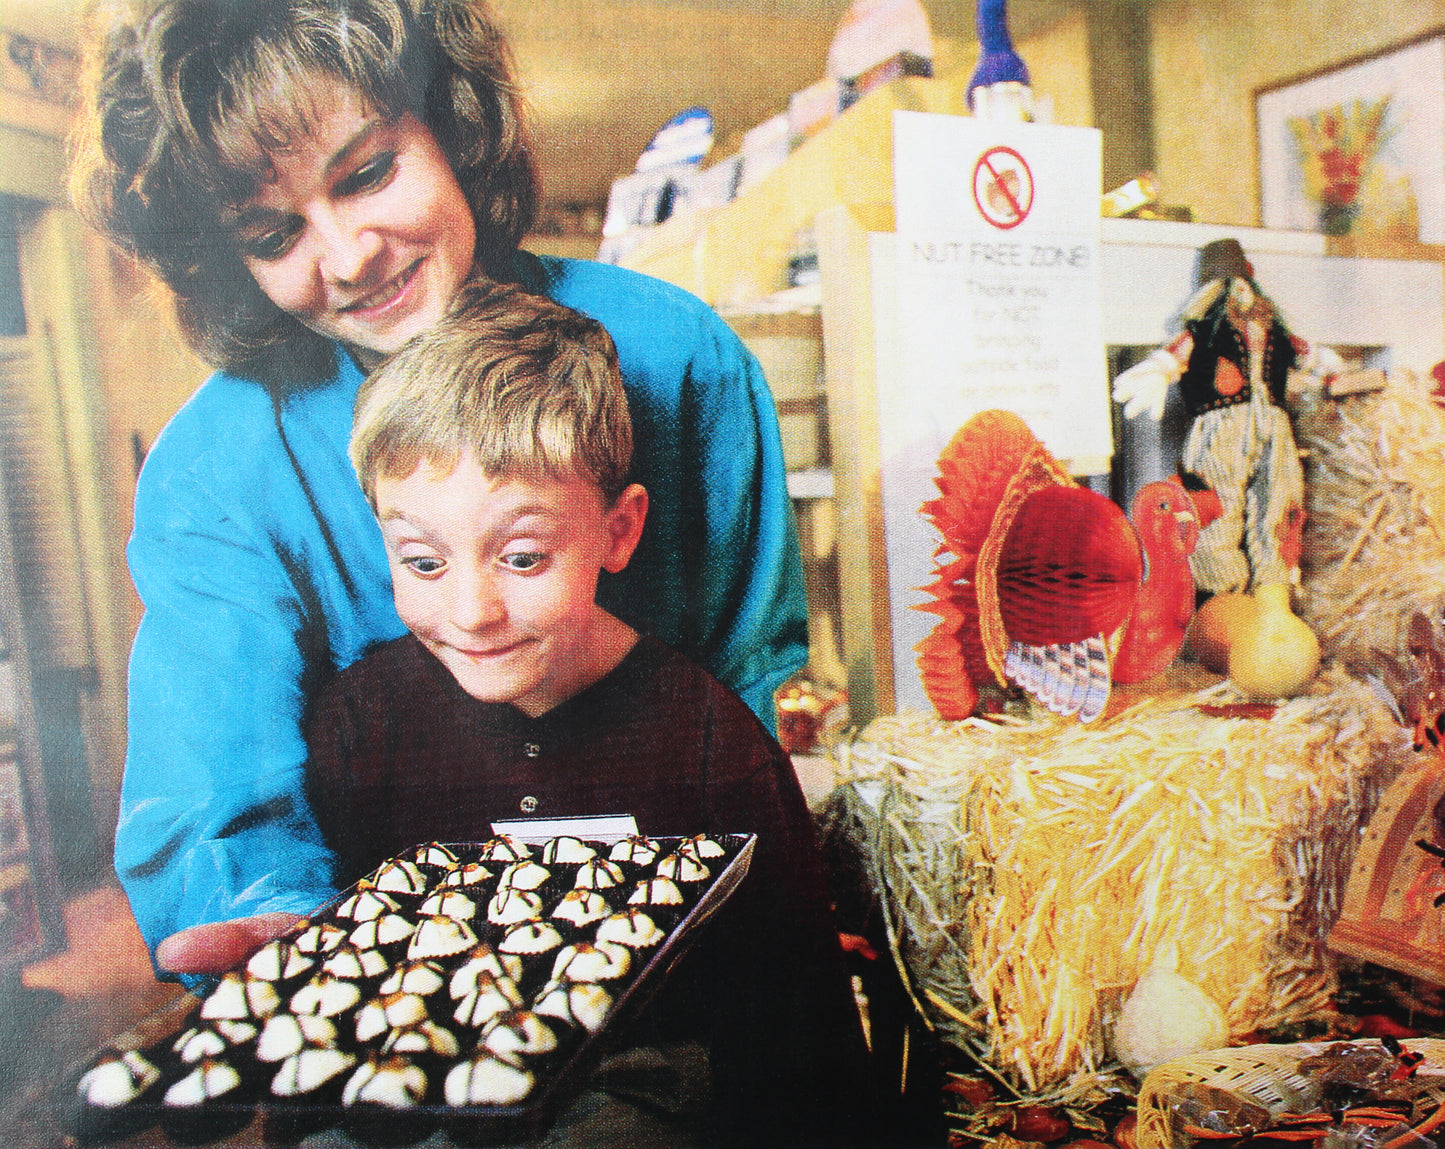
[916,409,1213,722]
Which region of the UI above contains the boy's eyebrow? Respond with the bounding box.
[377,503,567,536]
[504,503,569,523]
[377,506,429,528]
[376,508,442,541]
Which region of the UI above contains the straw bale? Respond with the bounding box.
[833,668,1413,1098]
[1295,369,1445,670]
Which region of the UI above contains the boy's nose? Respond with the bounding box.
[449,572,505,633]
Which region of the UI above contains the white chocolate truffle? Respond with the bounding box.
[444,1053,534,1107]
[534,979,613,1033]
[678,834,727,860]
[270,1047,355,1097]
[451,973,524,1028]
[497,860,551,892]
[551,889,611,928]
[441,862,494,888]
[322,943,390,981]
[370,858,428,895]
[173,1026,230,1065]
[542,836,596,864]
[498,919,563,956]
[342,1055,427,1109]
[173,1019,259,1064]
[628,878,684,907]
[448,946,524,998]
[78,1050,160,1107]
[292,921,348,954]
[480,1010,557,1058]
[655,852,709,883]
[479,835,532,862]
[406,913,478,960]
[572,859,625,890]
[348,913,416,950]
[334,885,401,922]
[595,909,664,950]
[381,1020,460,1059]
[608,836,661,866]
[487,887,544,927]
[289,972,363,1017]
[201,971,280,1021]
[551,941,631,982]
[354,991,430,1043]
[418,889,477,920]
[379,960,446,998]
[246,939,316,982]
[411,842,460,868]
[255,1013,339,1062]
[163,1059,243,1107]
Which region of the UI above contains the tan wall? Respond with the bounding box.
[1017,7,1095,132]
[1149,0,1445,227]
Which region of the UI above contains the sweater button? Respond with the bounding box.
[520,795,538,814]
[523,742,541,758]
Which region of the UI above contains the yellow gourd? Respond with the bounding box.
[1226,583,1320,699]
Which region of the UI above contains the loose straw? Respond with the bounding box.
[834,668,1413,1098]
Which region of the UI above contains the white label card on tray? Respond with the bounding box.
[489,814,639,844]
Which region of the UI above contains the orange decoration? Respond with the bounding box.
[1214,357,1247,397]
[917,410,1208,721]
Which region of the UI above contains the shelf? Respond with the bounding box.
[619,71,970,304]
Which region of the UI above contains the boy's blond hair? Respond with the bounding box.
[351,282,632,505]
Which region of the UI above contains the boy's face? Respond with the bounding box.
[375,452,646,717]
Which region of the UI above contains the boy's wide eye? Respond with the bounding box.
[402,555,446,577]
[501,552,545,572]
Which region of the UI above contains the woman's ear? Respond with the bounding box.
[602,483,648,573]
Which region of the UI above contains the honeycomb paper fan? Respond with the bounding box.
[925,409,1065,557]
[997,485,1143,647]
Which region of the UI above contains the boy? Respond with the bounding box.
[307,282,877,1147]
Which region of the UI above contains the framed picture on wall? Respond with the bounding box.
[1255,30,1445,243]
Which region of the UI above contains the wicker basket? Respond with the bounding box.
[1137,1039,1445,1148]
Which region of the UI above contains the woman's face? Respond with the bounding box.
[229,86,476,365]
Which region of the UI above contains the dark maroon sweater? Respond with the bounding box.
[305,633,877,1147]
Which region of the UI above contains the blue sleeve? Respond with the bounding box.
[680,314,809,727]
[119,442,340,970]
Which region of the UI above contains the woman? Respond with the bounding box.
[75,0,807,976]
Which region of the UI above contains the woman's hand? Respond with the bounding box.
[156,912,303,975]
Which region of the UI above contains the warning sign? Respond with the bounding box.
[973,146,1033,230]
[881,111,1108,710]
[889,110,1106,463]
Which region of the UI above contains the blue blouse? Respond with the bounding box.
[118,254,807,960]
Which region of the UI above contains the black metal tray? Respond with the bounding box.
[58,832,754,1146]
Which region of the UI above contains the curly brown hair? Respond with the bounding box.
[72,0,538,380]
